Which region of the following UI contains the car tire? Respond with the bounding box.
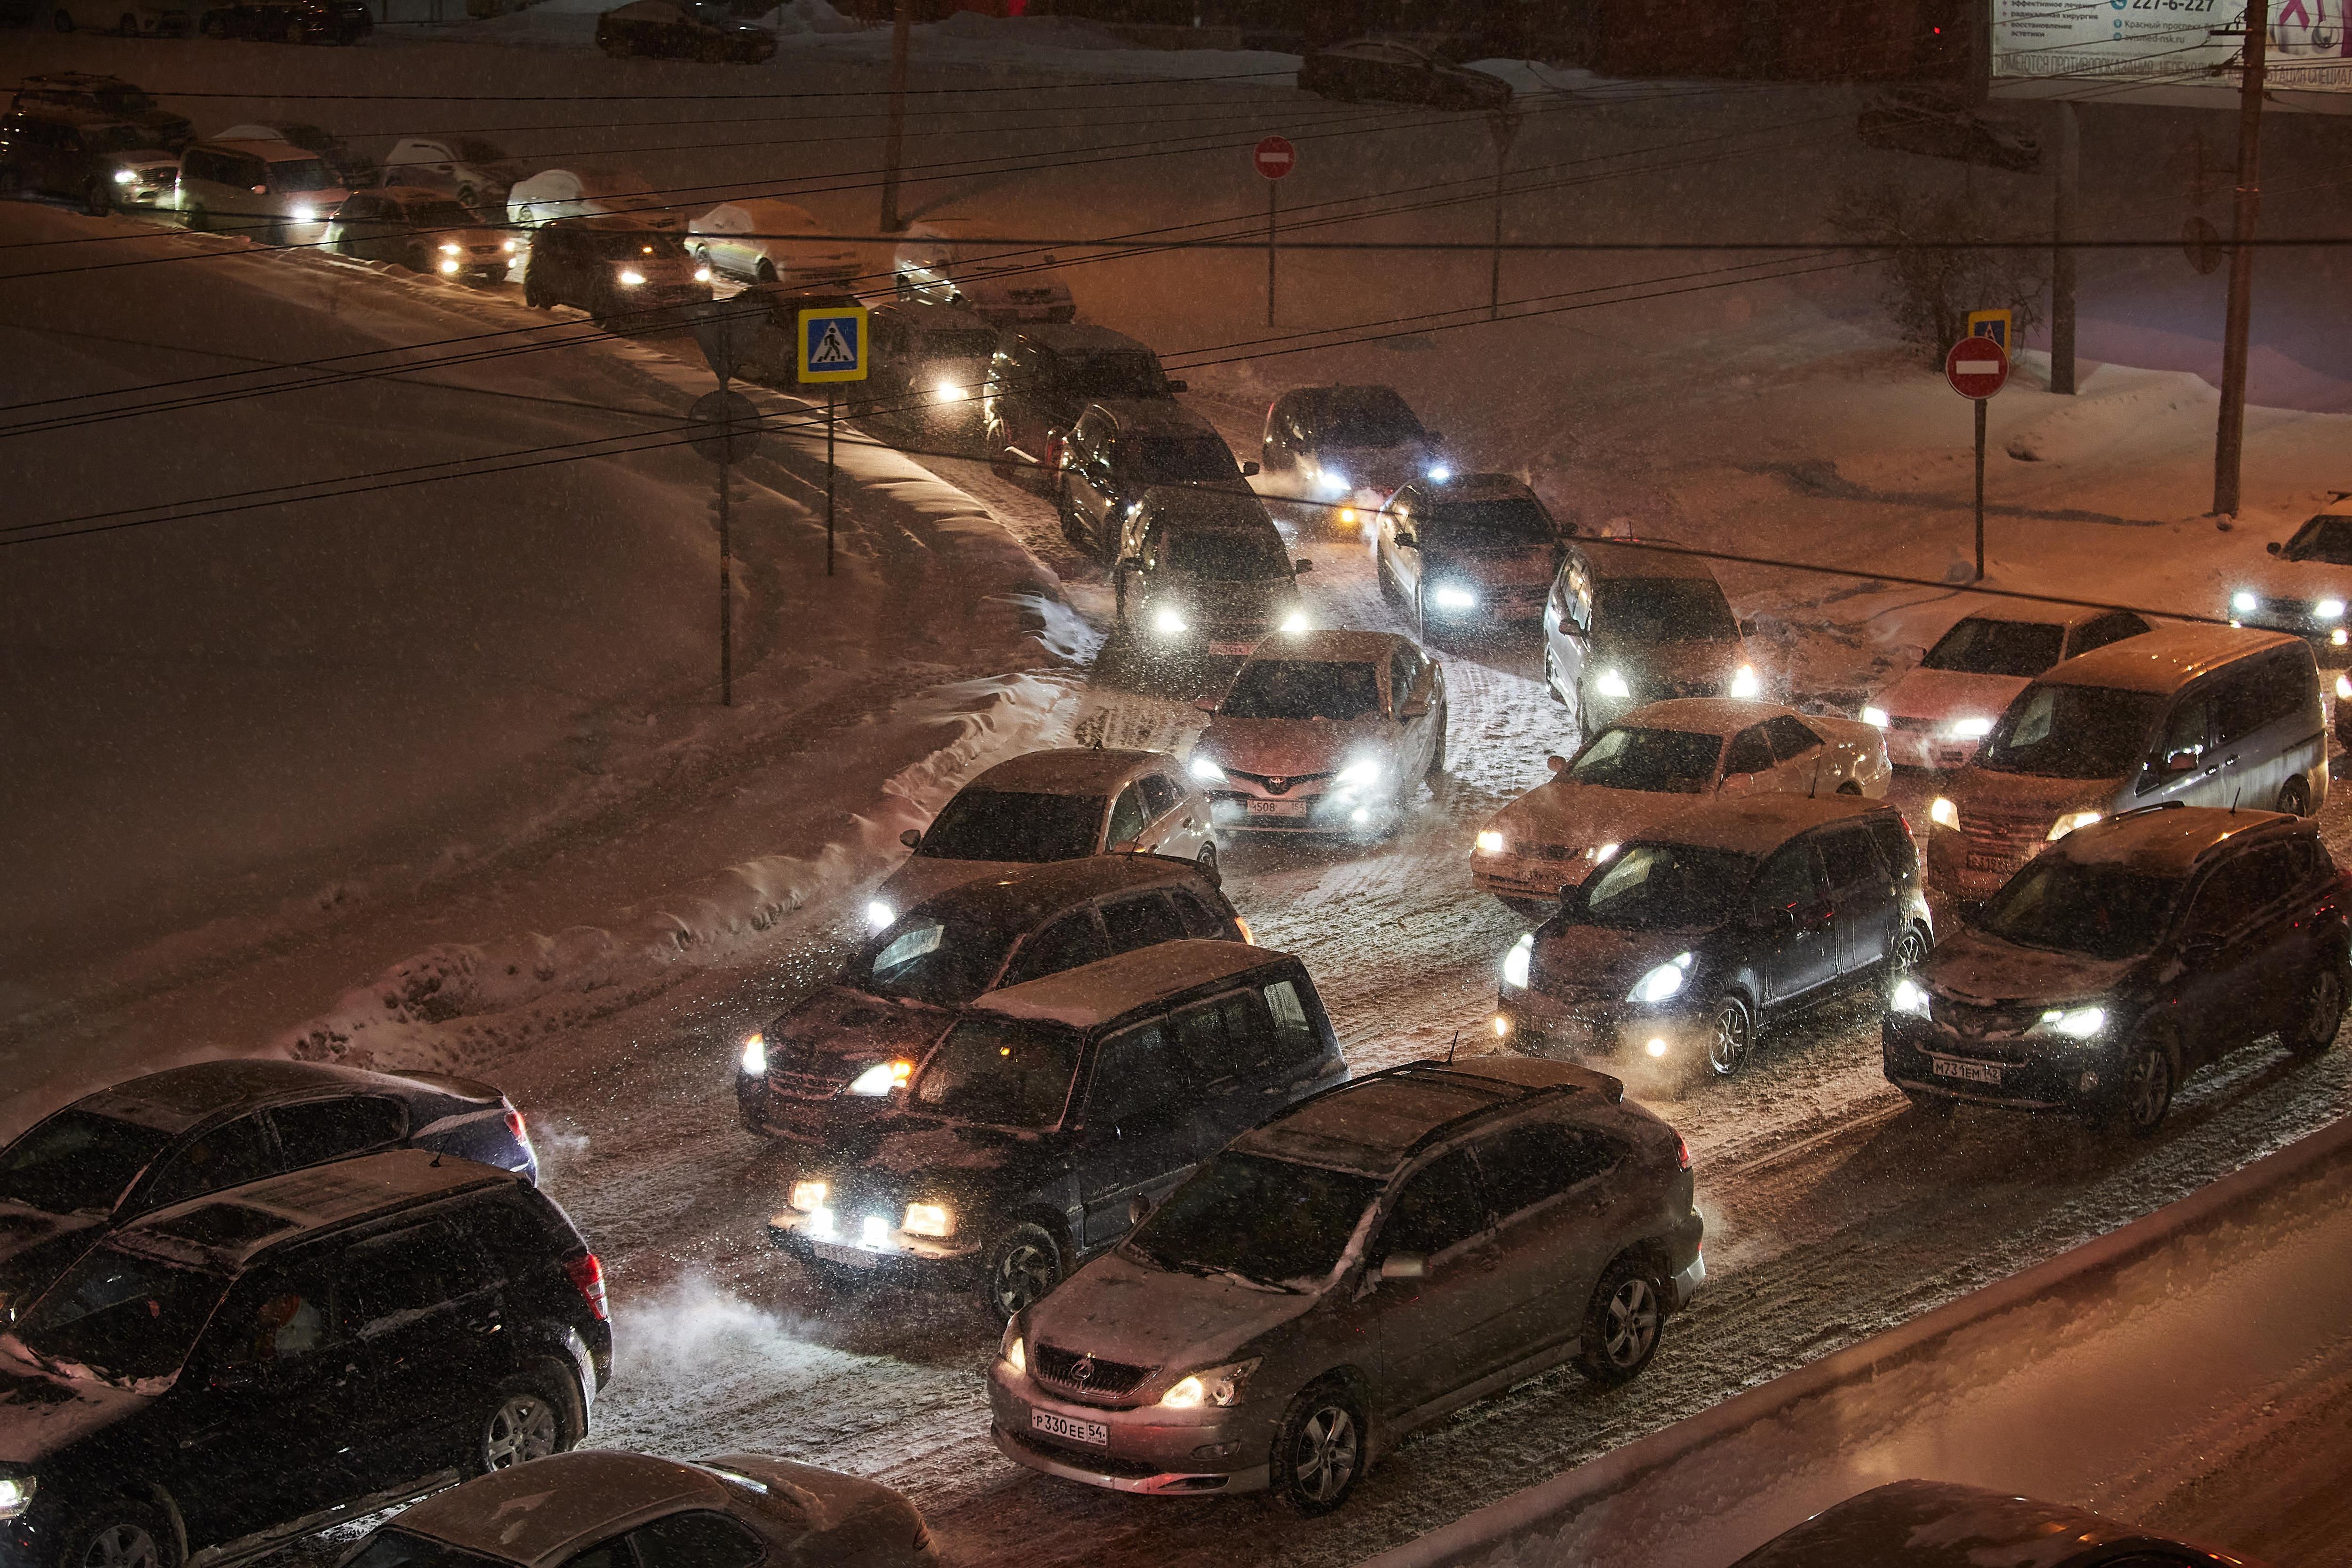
[83,179,111,217]
[2282,956,2347,1055]
[1197,842,1217,873]
[982,1222,1063,1322]
[59,1501,179,1568]
[1271,1378,1364,1516]
[185,204,210,232]
[524,275,550,307]
[2117,1024,2177,1138]
[474,1365,578,1474]
[1427,706,1448,780]
[1575,1253,1666,1387]
[2277,775,2312,816]
[1704,993,1755,1077]
[1888,923,1927,977]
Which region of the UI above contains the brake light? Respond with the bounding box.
[1676,1134,1691,1171]
[1234,917,1255,944]
[565,1252,609,1321]
[504,1107,532,1150]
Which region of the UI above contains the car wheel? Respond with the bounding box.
[753,256,779,285]
[2276,775,2312,816]
[1543,647,1566,706]
[475,1367,576,1473]
[1704,993,1754,1077]
[60,1503,178,1568]
[1196,842,1217,872]
[2282,956,2347,1055]
[1889,923,1927,975]
[185,204,210,232]
[524,274,550,307]
[83,179,111,217]
[982,1222,1062,1321]
[1836,780,1862,796]
[2117,1025,2176,1137]
[1272,1378,1364,1515]
[1575,1254,1665,1386]
[1426,706,1448,780]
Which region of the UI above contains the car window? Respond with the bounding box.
[1751,841,1822,916]
[1816,829,1884,893]
[1763,715,1822,760]
[628,1512,765,1568]
[2215,650,2310,748]
[13,1248,228,1384]
[1724,726,1774,777]
[918,787,1105,863]
[269,1097,406,1168]
[1170,887,1230,938]
[1567,726,1722,794]
[1085,1021,1185,1127]
[342,1531,516,1568]
[1378,1149,1487,1261]
[999,907,1110,989]
[2183,848,2292,936]
[1106,785,1149,848]
[1263,979,1323,1072]
[140,1114,279,1211]
[1865,817,1917,880]
[1138,772,1180,819]
[1474,1121,1618,1218]
[216,1264,339,1366]
[453,1194,557,1279]
[557,1541,631,1568]
[0,1111,172,1216]
[1922,617,2066,676]
[343,1221,489,1329]
[1169,991,1272,1087]
[2068,611,2149,656]
[2150,692,2214,772]
[1102,891,1185,954]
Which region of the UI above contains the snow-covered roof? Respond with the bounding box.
[73,1059,432,1133]
[1240,629,1408,666]
[1424,473,1535,501]
[1939,601,2084,628]
[1001,322,1149,357]
[910,852,1215,933]
[119,1149,511,1266]
[972,938,1279,1030]
[1632,792,1895,857]
[200,138,332,165]
[2052,803,2299,872]
[389,1450,726,1567]
[1614,696,1788,736]
[692,197,823,235]
[2046,624,2298,694]
[967,746,1168,795]
[1083,397,1220,437]
[1232,1062,1586,1178]
[1580,537,1721,581]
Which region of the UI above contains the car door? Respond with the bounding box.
[1366,1147,1514,1420]
[1104,781,1150,852]
[995,907,1111,992]
[1100,890,1186,956]
[2171,844,2302,1062]
[1065,411,1115,544]
[1749,836,1838,1004]
[1545,551,1594,713]
[1762,714,1828,796]
[1072,1018,1199,1251]
[1816,825,1899,978]
[1165,987,1286,1145]
[1464,1116,1620,1366]
[338,1218,508,1486]
[1390,645,1433,772]
[1131,772,1195,857]
[2214,649,2312,811]
[1381,493,1420,600]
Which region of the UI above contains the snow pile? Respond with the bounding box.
[753,0,861,33]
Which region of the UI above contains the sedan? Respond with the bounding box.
[1297,38,1513,110]
[328,186,518,283]
[1732,1479,2255,1567]
[596,0,776,61]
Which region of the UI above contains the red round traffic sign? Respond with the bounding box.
[1254,135,1296,181]
[1945,336,2010,400]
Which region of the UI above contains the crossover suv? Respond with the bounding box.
[769,940,1346,1318]
[1733,1480,2248,1567]
[1258,382,1445,531]
[856,301,998,439]
[1374,473,1567,634]
[1058,398,1257,560]
[523,215,713,326]
[174,137,349,244]
[1543,537,1766,739]
[0,111,178,213]
[0,1150,610,1568]
[214,120,375,189]
[983,325,1183,489]
[689,198,857,287]
[1112,487,1310,657]
[990,1057,1703,1511]
[1889,804,2347,1134]
[329,187,517,282]
[1863,605,2150,770]
[8,78,190,149]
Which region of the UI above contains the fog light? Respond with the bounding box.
[861,1215,890,1248]
[1492,1015,1510,1037]
[1929,797,1960,830]
[1645,1037,1668,1058]
[1192,1441,1240,1459]
[439,258,460,275]
[2233,590,2258,614]
[739,1033,767,1075]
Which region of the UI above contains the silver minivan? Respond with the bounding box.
[1928,625,2327,902]
[175,137,348,244]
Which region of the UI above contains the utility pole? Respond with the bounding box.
[2050,100,2079,396]
[2213,2,2265,517]
[878,0,912,232]
[1486,106,1520,321]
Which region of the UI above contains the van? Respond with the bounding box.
[1926,625,2326,902]
[175,137,349,243]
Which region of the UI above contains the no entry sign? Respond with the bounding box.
[1254,135,1295,180]
[1945,337,2010,400]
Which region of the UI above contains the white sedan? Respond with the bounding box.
[1472,698,1890,909]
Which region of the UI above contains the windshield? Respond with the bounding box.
[0,1111,172,1216]
[88,124,150,153]
[406,201,477,230]
[910,1016,1080,1127]
[1922,617,2066,677]
[342,1532,514,1568]
[1307,389,1422,447]
[1065,350,1164,399]
[1125,1153,1379,1290]
[588,231,689,261]
[266,158,335,194]
[2283,515,2352,565]
[1165,527,1290,581]
[453,138,509,166]
[95,88,159,115]
[277,123,329,151]
[1977,683,2160,780]
[1220,659,1383,721]
[1574,843,1751,930]
[1125,436,1234,484]
[840,912,1020,1008]
[13,1248,227,1383]
[1420,500,1553,551]
[1976,856,2180,960]
[918,788,1102,863]
[1593,577,1739,643]
[1567,726,1722,793]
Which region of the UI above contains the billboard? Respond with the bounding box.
[1994,0,2352,101]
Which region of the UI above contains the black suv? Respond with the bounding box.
[769,939,1347,1318]
[1887,804,2350,1134]
[983,325,1184,489]
[1057,399,1258,560]
[0,111,178,214]
[0,1150,611,1568]
[8,77,190,152]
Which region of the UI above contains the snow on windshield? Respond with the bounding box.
[1976,858,2179,960]
[13,1248,226,1385]
[1978,684,2160,780]
[1221,659,1382,721]
[917,788,1103,863]
[1568,726,1723,794]
[1594,577,1739,643]
[1575,843,1749,931]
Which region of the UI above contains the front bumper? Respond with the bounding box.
[1495,987,1700,1063]
[1472,848,1592,903]
[1882,1016,2120,1114]
[767,1205,985,1289]
[1670,1245,1707,1309]
[1881,720,1982,772]
[1207,784,1398,834]
[988,1366,1275,1496]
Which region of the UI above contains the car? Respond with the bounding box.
[688,197,857,287]
[596,0,776,61]
[894,216,1075,325]
[989,1056,1703,1511]
[736,854,1246,1151]
[983,325,1184,489]
[854,301,998,437]
[381,137,519,217]
[8,76,191,151]
[1858,86,2041,172]
[1542,536,1766,739]
[769,939,1346,1318]
[213,120,374,189]
[2230,491,2352,661]
[0,110,179,213]
[723,282,866,383]
[196,0,370,42]
[339,1449,938,1568]
[1888,804,2346,1134]
[0,1149,610,1568]
[328,186,518,282]
[174,137,350,244]
[43,0,186,35]
[1057,398,1258,559]
[1258,383,1446,533]
[1373,473,1566,635]
[1732,1479,2255,1566]
[1112,487,1311,658]
[0,1059,538,1323]
[523,215,713,325]
[1471,699,1892,911]
[1925,626,2327,904]
[1862,605,2152,771]
[1499,794,1929,1078]
[1296,37,1513,110]
[1188,630,1447,835]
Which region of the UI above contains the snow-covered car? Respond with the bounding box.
[1258,382,1445,533]
[1472,699,1891,910]
[215,119,373,188]
[690,197,858,286]
[2228,493,2352,657]
[342,1449,938,1568]
[329,186,517,282]
[0,1059,539,1322]
[768,940,1344,1319]
[1863,605,2151,770]
[0,111,178,213]
[1499,794,1929,1078]
[174,136,349,243]
[990,1056,1702,1511]
[596,0,775,62]
[381,136,519,216]
[1731,1479,2250,1567]
[1542,536,1766,738]
[9,74,191,150]
[505,167,669,235]
[1059,397,1257,561]
[895,216,1075,325]
[1296,38,1512,110]
[1374,472,1566,634]
[197,0,370,43]
[734,856,1246,1156]
[521,214,712,325]
[858,300,998,435]
[1188,630,1447,836]
[45,0,186,35]
[1858,86,2040,172]
[1112,486,1310,657]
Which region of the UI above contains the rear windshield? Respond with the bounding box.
[911,1016,1081,1128]
[2282,515,2352,565]
[0,1111,172,1216]
[266,158,336,194]
[1125,436,1235,484]
[1420,500,1553,550]
[1305,389,1422,447]
[1593,577,1738,643]
[1977,684,2161,780]
[1922,617,2066,677]
[1976,857,2180,960]
[1568,726,1722,794]
[1572,843,1752,931]
[1165,527,1290,581]
[342,1532,515,1568]
[840,911,1020,1008]
[1124,1152,1379,1291]
[1220,659,1383,721]
[918,788,1102,863]
[12,1248,227,1383]
[1064,350,1165,399]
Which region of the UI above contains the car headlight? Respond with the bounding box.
[1432,585,1477,611]
[865,899,894,930]
[1335,759,1386,788]
[1475,829,1507,855]
[503,238,519,253]
[112,167,134,183]
[1730,664,1762,699]
[739,1033,767,1075]
[788,1179,828,1212]
[1590,841,1619,863]
[1159,1357,1262,1409]
[0,1474,34,1521]
[1891,978,1932,1019]
[618,269,646,287]
[2048,810,2102,841]
[2232,590,2258,614]
[694,266,713,284]
[2337,673,2352,701]
[1930,796,1960,830]
[1153,606,1188,636]
[1314,465,1348,497]
[933,379,964,404]
[2320,599,2346,621]
[1596,669,1631,699]
[2028,1005,2107,1040]
[440,241,463,255]
[1629,952,1694,1006]
[1189,755,1226,783]
[1279,609,1309,634]
[1949,716,1994,740]
[1001,1330,1025,1374]
[1862,705,1890,728]
[1425,464,1451,483]
[289,204,314,224]
[439,258,461,275]
[1502,932,1533,989]
[902,1202,954,1238]
[847,1059,915,1097]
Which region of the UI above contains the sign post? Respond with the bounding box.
[1945,335,2011,584]
[1254,135,1294,328]
[686,389,763,707]
[796,304,869,578]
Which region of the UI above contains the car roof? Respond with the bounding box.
[1004,323,1151,358]
[1939,602,2085,629]
[2037,623,2299,694]
[971,939,1282,1032]
[965,746,1169,795]
[1729,1480,2164,1567]
[1579,537,1720,581]
[1634,793,1900,857]
[1085,398,1216,436]
[1136,486,1275,526]
[547,213,679,233]
[198,138,330,163]
[387,1450,734,1568]
[23,72,142,90]
[1234,1059,1623,1178]
[1238,629,1410,666]
[908,852,1214,929]
[1615,697,1789,735]
[2049,803,2304,875]
[113,1149,515,1272]
[1419,474,1539,502]
[69,1059,450,1135]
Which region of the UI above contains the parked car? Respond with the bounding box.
[725,282,863,383]
[856,301,998,438]
[1499,794,1929,1077]
[771,939,1346,1318]
[174,136,349,243]
[340,1449,938,1568]
[983,324,1183,487]
[894,216,1075,325]
[991,1055,1703,1510]
[523,214,712,325]
[2230,491,2352,660]
[9,75,191,150]
[690,197,857,286]
[1859,86,2040,172]
[1925,626,2326,904]
[1733,1480,2252,1567]
[1863,605,2151,770]
[0,110,179,212]
[381,136,519,216]
[197,0,370,42]
[329,186,517,282]
[1187,630,1447,836]
[1542,536,1766,738]
[1112,487,1311,657]
[1259,383,1446,531]
[737,855,1246,1154]
[0,1059,537,1323]
[1471,699,1891,911]
[44,0,186,35]
[0,1150,609,1568]
[1889,804,2345,1133]
[1374,473,1566,634]
[1057,397,1257,558]
[596,0,775,62]
[505,167,668,234]
[214,120,374,189]
[1297,37,1512,110]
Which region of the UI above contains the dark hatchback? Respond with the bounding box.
[0,1152,610,1568]
[768,940,1346,1320]
[0,1060,536,1327]
[1886,804,2349,1134]
[1732,1479,2249,1567]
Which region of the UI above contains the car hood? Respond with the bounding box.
[1488,780,1704,863]
[818,1118,1062,1211]
[1421,546,1554,589]
[960,274,1072,306]
[770,984,954,1090]
[1199,716,1394,779]
[1922,926,2142,1007]
[0,1346,153,1465]
[872,853,1025,914]
[1946,765,2114,821]
[1308,442,1427,489]
[1877,666,2032,724]
[1163,576,1297,626]
[1530,922,1700,1000]
[1595,637,1748,686]
[2234,557,2352,600]
[1026,1249,1324,1378]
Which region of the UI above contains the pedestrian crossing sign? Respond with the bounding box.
[796,306,868,384]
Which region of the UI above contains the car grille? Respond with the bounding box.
[470,244,499,256]
[1522,842,1583,862]
[1224,769,1330,797]
[1890,715,1936,732]
[1958,807,2045,871]
[1033,1344,1155,1402]
[1654,678,1723,699]
[766,1068,848,1097]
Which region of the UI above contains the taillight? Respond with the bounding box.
[1676,1134,1691,1171]
[504,1107,530,1146]
[565,1252,609,1321]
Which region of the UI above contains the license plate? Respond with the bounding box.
[807,1239,882,1268]
[1965,852,2013,873]
[1246,798,1306,816]
[1032,1409,1108,1447]
[1931,1057,2003,1085]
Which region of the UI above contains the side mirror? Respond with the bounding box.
[2267,541,2283,556]
[1378,1253,1427,1281]
[899,828,922,850]
[1739,617,1759,637]
[1127,1193,1156,1228]
[1758,905,1796,933]
[1394,532,1418,550]
[1294,558,1313,573]
[2162,750,2199,777]
[1241,462,1261,477]
[1398,697,1432,720]
[1545,754,1568,774]
[1109,838,1142,854]
[1166,379,1188,393]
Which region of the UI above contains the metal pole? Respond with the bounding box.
[826,386,837,577]
[1974,397,1987,582]
[1265,181,1277,327]
[718,454,732,707]
[879,0,912,232]
[2213,4,2266,517]
[2050,99,2079,396]
[1489,149,1504,320]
